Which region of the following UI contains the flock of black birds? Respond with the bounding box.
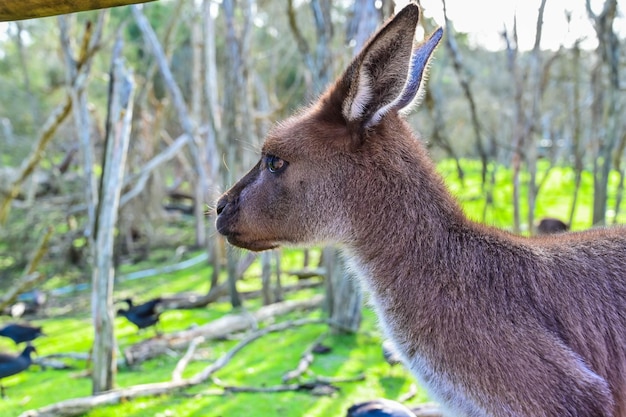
[0,296,164,398]
[0,295,418,414]
[0,323,42,397]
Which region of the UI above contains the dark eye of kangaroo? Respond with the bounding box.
[265,155,288,174]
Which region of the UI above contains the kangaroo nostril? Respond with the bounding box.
[216,199,227,215]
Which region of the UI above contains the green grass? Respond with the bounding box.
[1,247,419,417]
[438,159,626,232]
[1,158,625,416]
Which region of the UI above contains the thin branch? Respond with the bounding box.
[282,331,328,382]
[0,96,72,223]
[0,227,53,311]
[215,373,365,395]
[0,273,42,313]
[0,13,105,224]
[172,337,202,382]
[119,131,200,207]
[286,0,315,76]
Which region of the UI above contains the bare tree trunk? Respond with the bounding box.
[612,131,626,223]
[202,0,224,292]
[503,22,522,233]
[261,251,272,305]
[324,247,362,333]
[203,0,221,133]
[441,0,484,187]
[190,5,209,248]
[568,43,584,227]
[221,0,254,308]
[274,250,283,302]
[587,0,621,226]
[59,13,106,263]
[525,0,549,234]
[13,22,40,124]
[504,0,548,233]
[92,36,135,393]
[226,245,241,308]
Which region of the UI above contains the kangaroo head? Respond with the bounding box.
[216,4,443,252]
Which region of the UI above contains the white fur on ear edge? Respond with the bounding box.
[344,72,373,122]
[367,27,444,128]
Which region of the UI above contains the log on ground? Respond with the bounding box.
[123,295,324,365]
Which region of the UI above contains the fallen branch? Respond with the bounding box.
[38,353,90,361]
[38,352,133,370]
[288,267,326,279]
[214,373,364,397]
[123,295,324,366]
[116,252,208,282]
[34,358,75,370]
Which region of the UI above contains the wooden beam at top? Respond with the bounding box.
[0,0,157,22]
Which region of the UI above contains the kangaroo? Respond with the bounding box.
[216,4,626,416]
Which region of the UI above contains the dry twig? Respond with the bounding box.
[172,337,202,382]
[282,331,328,382]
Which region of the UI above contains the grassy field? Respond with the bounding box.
[1,159,624,416]
[438,159,626,230]
[1,251,420,417]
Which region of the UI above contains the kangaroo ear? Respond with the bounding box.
[341,3,443,129]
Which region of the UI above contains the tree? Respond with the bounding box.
[91,34,135,394]
[586,0,622,226]
[221,0,255,308]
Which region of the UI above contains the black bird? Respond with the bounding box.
[117,297,162,333]
[0,323,44,345]
[120,298,161,316]
[0,345,36,398]
[347,399,417,417]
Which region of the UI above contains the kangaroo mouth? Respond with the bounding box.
[217,224,278,251]
[216,213,280,252]
[225,234,279,252]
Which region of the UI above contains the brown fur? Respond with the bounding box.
[216,4,626,416]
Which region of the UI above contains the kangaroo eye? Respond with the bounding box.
[265,155,288,174]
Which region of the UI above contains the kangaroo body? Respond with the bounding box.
[216,5,626,416]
